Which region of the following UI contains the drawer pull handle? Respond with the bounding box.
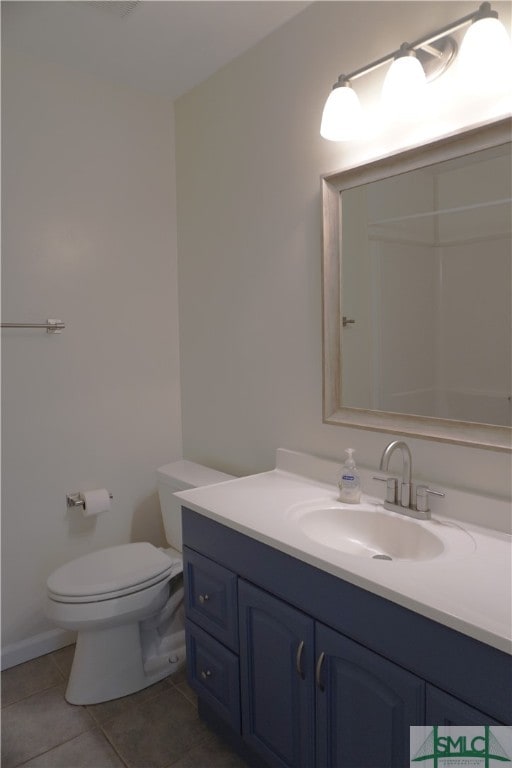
[316,652,325,692]
[198,593,210,604]
[296,640,305,679]
[200,669,212,679]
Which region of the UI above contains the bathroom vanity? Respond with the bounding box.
[177,451,512,768]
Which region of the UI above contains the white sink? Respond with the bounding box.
[287,501,475,561]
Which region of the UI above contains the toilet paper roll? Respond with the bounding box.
[81,488,111,517]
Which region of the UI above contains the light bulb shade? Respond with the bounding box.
[458,16,512,91]
[381,54,427,120]
[320,84,363,141]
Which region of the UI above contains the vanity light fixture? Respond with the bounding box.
[320,1,512,140]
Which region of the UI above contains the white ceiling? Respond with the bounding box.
[2,0,311,100]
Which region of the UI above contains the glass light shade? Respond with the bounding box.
[320,85,363,141]
[381,54,427,121]
[458,17,512,91]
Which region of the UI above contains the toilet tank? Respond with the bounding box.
[157,460,235,551]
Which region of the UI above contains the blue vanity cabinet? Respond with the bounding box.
[316,623,424,768]
[182,506,511,767]
[238,580,315,768]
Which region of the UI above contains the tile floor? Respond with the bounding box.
[1,646,249,768]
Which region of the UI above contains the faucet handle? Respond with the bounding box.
[416,485,445,513]
[373,476,398,504]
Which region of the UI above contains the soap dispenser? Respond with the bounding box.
[338,448,361,503]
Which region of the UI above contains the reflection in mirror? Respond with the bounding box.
[322,118,512,451]
[342,143,511,427]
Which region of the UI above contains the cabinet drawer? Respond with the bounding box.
[183,547,238,651]
[186,620,241,732]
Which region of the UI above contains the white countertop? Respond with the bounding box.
[176,453,512,655]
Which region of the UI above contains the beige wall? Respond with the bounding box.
[1,51,182,656]
[175,2,511,494]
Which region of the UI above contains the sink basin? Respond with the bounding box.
[287,502,475,561]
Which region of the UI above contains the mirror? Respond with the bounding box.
[322,118,511,451]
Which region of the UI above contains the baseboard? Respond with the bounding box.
[1,628,76,670]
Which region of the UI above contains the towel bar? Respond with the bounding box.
[1,319,65,333]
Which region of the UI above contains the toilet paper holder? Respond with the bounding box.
[67,491,114,509]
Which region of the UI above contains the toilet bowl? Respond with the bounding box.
[46,461,234,704]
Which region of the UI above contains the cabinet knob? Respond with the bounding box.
[200,669,212,679]
[198,593,210,604]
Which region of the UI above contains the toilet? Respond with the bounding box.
[46,461,234,705]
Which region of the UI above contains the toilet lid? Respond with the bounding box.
[47,542,177,600]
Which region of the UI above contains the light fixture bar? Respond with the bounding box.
[338,2,494,84]
[408,7,485,51]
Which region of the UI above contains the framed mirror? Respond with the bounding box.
[322,117,511,451]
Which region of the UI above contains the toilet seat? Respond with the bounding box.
[48,568,175,603]
[47,542,181,604]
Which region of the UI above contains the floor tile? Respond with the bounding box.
[166,664,187,687]
[166,662,195,703]
[50,644,76,680]
[1,655,63,707]
[1,684,94,768]
[17,729,125,768]
[173,681,196,706]
[86,679,170,726]
[2,652,250,768]
[102,685,210,768]
[168,732,249,768]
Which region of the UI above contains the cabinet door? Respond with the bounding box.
[238,580,315,768]
[316,623,425,768]
[426,684,503,725]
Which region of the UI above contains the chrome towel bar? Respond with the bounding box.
[1,319,65,333]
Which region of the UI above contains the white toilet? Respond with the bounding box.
[46,461,234,705]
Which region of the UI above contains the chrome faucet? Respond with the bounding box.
[379,440,412,508]
[374,440,445,519]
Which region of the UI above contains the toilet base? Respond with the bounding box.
[65,623,185,705]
